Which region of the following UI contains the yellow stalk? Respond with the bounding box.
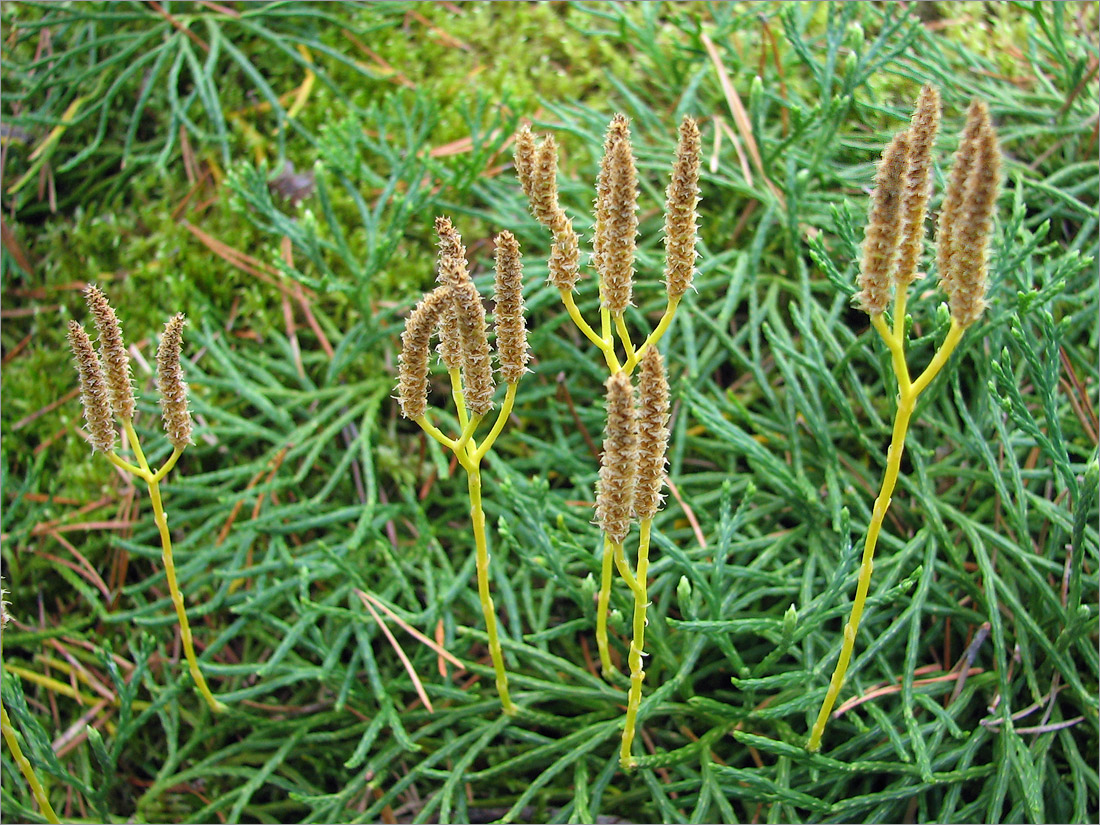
[2,664,101,707]
[596,537,617,676]
[121,420,224,714]
[416,382,521,713]
[473,383,518,463]
[449,367,470,432]
[892,288,909,342]
[561,290,620,371]
[416,414,458,452]
[614,313,636,363]
[624,297,680,373]
[105,451,146,478]
[807,315,966,751]
[150,448,184,484]
[619,518,652,769]
[466,464,515,715]
[1,704,60,824]
[454,414,483,459]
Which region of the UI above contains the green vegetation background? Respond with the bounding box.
[1,2,1097,822]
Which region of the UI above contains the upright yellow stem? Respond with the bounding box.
[892,289,909,342]
[449,367,470,432]
[624,297,679,373]
[1,704,60,824]
[619,519,652,769]
[416,381,521,714]
[467,465,515,715]
[614,313,635,363]
[807,388,914,750]
[121,420,223,714]
[473,383,518,462]
[807,316,966,751]
[561,290,620,372]
[596,537,616,676]
[145,474,224,714]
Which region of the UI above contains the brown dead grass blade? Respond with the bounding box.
[356,589,466,671]
[359,597,435,713]
[701,31,786,210]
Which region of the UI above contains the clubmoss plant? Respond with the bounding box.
[397,217,531,715]
[67,286,223,713]
[516,114,696,767]
[807,88,1001,751]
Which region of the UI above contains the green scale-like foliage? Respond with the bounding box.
[1,2,1096,823]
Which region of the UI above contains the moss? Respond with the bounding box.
[344,2,634,125]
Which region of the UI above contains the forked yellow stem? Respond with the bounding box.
[474,383,518,463]
[561,290,620,372]
[807,315,965,751]
[614,313,635,363]
[1,704,60,824]
[624,297,679,373]
[417,382,520,713]
[449,367,470,432]
[467,465,515,715]
[618,519,652,768]
[596,537,617,676]
[559,290,682,698]
[119,420,224,713]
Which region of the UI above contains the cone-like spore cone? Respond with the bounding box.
[945,115,1001,326]
[856,131,911,315]
[84,284,135,421]
[156,314,193,450]
[895,87,940,287]
[936,101,989,297]
[595,372,639,544]
[602,119,638,314]
[634,348,670,521]
[398,286,451,420]
[664,116,701,301]
[68,321,116,453]
[493,231,529,384]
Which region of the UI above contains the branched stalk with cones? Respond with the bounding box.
[68,286,224,713]
[397,218,531,715]
[807,88,1001,751]
[515,114,698,768]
